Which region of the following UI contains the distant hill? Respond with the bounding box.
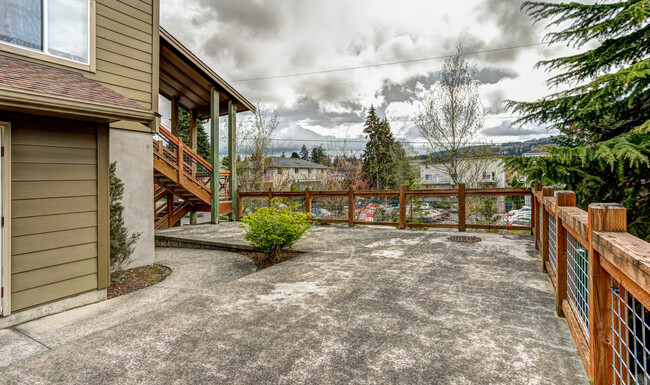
[498,137,554,156]
[414,137,555,160]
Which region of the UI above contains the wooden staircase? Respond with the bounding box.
[153,125,232,229]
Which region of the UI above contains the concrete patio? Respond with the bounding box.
[1,224,588,384]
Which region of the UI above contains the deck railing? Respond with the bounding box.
[237,184,532,232]
[153,125,230,200]
[532,186,650,384]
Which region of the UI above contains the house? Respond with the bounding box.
[266,157,328,189]
[0,0,253,326]
[416,158,507,189]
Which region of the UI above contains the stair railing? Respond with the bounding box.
[153,125,230,200]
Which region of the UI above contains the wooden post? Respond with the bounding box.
[305,187,312,220]
[458,183,466,232]
[167,192,174,228]
[171,96,179,136]
[588,203,626,384]
[177,139,184,185]
[268,187,273,207]
[555,190,576,317]
[541,186,554,272]
[348,187,355,227]
[210,88,220,224]
[398,184,406,230]
[533,184,541,250]
[236,188,242,220]
[227,101,237,221]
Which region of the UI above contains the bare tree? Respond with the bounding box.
[237,103,291,192]
[414,45,490,187]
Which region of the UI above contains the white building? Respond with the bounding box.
[415,158,507,189]
[267,157,327,188]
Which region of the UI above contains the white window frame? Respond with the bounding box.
[0,122,11,316]
[0,0,96,72]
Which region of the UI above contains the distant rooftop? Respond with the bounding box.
[267,157,327,169]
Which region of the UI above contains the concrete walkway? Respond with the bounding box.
[2,224,588,384]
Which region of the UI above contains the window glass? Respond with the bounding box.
[48,0,88,63]
[0,0,42,50]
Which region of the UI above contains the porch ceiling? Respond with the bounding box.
[159,28,255,119]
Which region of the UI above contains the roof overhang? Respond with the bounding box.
[159,27,256,119]
[0,88,155,124]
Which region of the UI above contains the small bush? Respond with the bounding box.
[110,162,141,271]
[241,199,313,262]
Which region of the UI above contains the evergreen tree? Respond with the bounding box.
[110,162,141,272]
[299,144,309,160]
[506,1,650,241]
[177,109,211,162]
[310,145,325,164]
[361,106,400,189]
[291,152,300,158]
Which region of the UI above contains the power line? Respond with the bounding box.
[229,42,546,82]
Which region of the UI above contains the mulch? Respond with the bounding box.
[237,250,302,270]
[108,264,172,299]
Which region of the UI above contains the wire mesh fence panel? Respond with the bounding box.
[404,195,457,226]
[273,196,306,212]
[240,197,268,216]
[355,196,398,223]
[466,195,527,232]
[611,278,650,385]
[312,197,348,221]
[548,215,557,275]
[567,232,590,343]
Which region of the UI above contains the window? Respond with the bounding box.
[307,169,312,175]
[294,168,299,174]
[425,174,432,181]
[434,174,440,183]
[0,0,90,64]
[483,171,494,180]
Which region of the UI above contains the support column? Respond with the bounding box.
[227,101,237,221]
[189,108,198,225]
[171,96,179,136]
[210,88,220,224]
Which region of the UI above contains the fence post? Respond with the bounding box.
[236,188,242,221]
[348,187,355,227]
[541,186,554,272]
[458,183,466,232]
[398,185,406,230]
[305,187,312,220]
[268,187,273,207]
[588,203,626,384]
[555,190,575,317]
[534,183,543,250]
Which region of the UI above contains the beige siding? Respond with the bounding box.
[9,115,101,311]
[89,0,155,109]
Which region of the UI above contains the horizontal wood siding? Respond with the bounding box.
[9,114,101,311]
[90,0,155,109]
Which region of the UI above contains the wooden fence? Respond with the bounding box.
[532,185,650,384]
[237,184,532,232]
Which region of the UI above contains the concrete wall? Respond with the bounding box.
[109,128,154,268]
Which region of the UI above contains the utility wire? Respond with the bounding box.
[229,42,547,82]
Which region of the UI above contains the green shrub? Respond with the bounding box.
[110,162,141,271]
[241,199,313,262]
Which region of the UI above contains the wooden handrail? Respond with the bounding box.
[238,185,533,232]
[530,186,650,384]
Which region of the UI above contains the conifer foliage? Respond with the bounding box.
[506,0,650,241]
[361,106,400,189]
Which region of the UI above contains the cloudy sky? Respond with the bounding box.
[159,0,576,155]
